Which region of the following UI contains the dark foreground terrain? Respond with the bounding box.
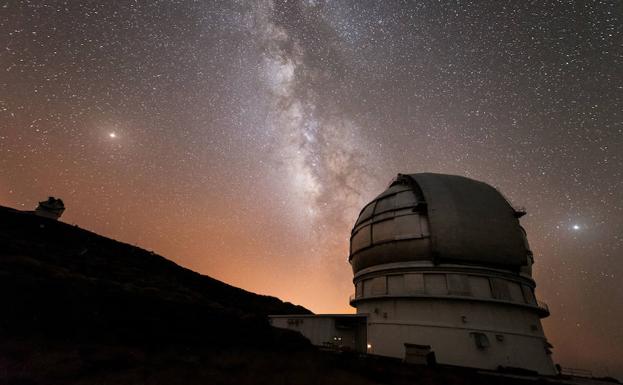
[0,206,618,385]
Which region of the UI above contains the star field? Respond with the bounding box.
[1,0,622,376]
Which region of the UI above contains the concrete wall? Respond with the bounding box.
[358,298,555,374]
[351,261,555,374]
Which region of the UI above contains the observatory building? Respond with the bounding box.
[34,197,65,220]
[270,173,555,375]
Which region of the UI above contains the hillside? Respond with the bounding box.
[0,206,310,341]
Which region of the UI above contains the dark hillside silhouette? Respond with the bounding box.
[0,205,309,345]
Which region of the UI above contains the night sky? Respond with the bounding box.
[2,0,622,376]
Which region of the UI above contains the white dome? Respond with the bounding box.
[349,173,531,273]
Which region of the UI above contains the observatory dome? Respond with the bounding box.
[274,172,554,375]
[349,173,531,273]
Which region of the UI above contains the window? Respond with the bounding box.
[363,279,373,296]
[371,277,387,295]
[490,278,511,301]
[372,215,424,243]
[447,274,470,296]
[356,202,375,225]
[393,191,418,209]
[469,276,492,298]
[425,274,448,295]
[393,215,422,238]
[404,274,425,293]
[372,219,395,243]
[387,275,404,294]
[351,227,371,252]
[521,284,537,305]
[287,318,304,327]
[375,196,394,213]
[356,281,363,298]
[508,281,524,302]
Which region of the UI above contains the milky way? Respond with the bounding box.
[1,0,622,376]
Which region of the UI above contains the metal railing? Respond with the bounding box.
[559,366,593,377]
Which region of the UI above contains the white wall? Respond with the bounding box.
[358,298,555,374]
[269,316,363,352]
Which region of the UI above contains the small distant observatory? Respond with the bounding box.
[34,197,65,220]
[270,173,556,375]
